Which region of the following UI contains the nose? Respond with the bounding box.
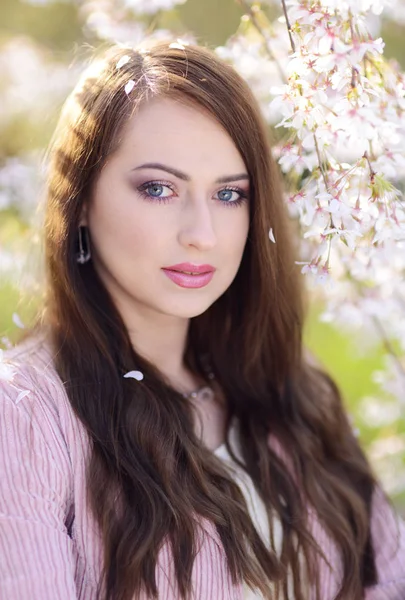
[177,194,217,251]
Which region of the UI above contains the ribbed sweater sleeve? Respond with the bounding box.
[365,485,405,598]
[0,365,77,599]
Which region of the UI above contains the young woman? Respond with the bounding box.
[0,40,404,600]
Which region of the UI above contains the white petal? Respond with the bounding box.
[15,390,30,404]
[124,370,144,381]
[116,55,131,69]
[125,80,135,95]
[169,42,185,50]
[12,313,25,329]
[268,228,276,243]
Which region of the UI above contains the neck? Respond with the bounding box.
[114,296,191,380]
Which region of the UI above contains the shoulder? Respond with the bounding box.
[1,333,66,425]
[367,486,405,593]
[0,333,82,482]
[0,335,83,599]
[2,331,59,386]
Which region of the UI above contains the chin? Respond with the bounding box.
[162,299,217,319]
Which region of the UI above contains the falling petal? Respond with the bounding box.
[125,80,135,95]
[0,350,15,381]
[15,390,30,404]
[1,336,12,349]
[12,313,25,328]
[116,55,130,69]
[124,370,144,381]
[169,42,185,50]
[268,228,276,243]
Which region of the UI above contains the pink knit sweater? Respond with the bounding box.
[1,336,405,599]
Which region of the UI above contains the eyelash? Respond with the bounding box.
[137,180,248,208]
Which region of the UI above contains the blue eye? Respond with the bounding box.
[215,187,248,207]
[145,183,172,197]
[148,184,165,197]
[217,189,234,202]
[138,181,175,202]
[137,180,248,207]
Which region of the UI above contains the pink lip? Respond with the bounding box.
[162,269,215,289]
[163,262,215,274]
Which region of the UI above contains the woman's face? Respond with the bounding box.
[84,96,250,321]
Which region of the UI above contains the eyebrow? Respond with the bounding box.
[133,162,249,184]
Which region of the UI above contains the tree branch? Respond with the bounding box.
[281,0,296,53]
[372,316,405,380]
[313,132,329,190]
[236,0,287,84]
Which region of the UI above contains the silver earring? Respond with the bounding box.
[76,226,91,264]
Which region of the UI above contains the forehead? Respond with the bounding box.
[115,96,246,174]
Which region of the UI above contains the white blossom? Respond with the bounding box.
[122,0,187,13]
[217,0,405,420]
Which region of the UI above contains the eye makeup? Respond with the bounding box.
[136,179,249,208]
[137,180,176,203]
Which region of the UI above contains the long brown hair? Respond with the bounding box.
[41,40,378,599]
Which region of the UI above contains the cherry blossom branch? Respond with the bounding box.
[281,0,296,53]
[349,12,358,88]
[372,317,405,380]
[236,0,287,84]
[363,150,376,181]
[336,256,405,381]
[313,132,329,190]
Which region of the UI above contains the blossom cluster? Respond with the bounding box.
[221,1,405,405]
[0,37,79,127]
[218,1,405,488]
[79,0,187,42]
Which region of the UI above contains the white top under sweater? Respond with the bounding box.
[213,420,285,599]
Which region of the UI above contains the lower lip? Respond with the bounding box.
[162,269,215,288]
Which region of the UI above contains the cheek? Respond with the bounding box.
[88,191,163,262]
[224,212,249,258]
[89,210,145,258]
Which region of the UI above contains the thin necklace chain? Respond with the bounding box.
[181,357,215,401]
[181,370,216,400]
